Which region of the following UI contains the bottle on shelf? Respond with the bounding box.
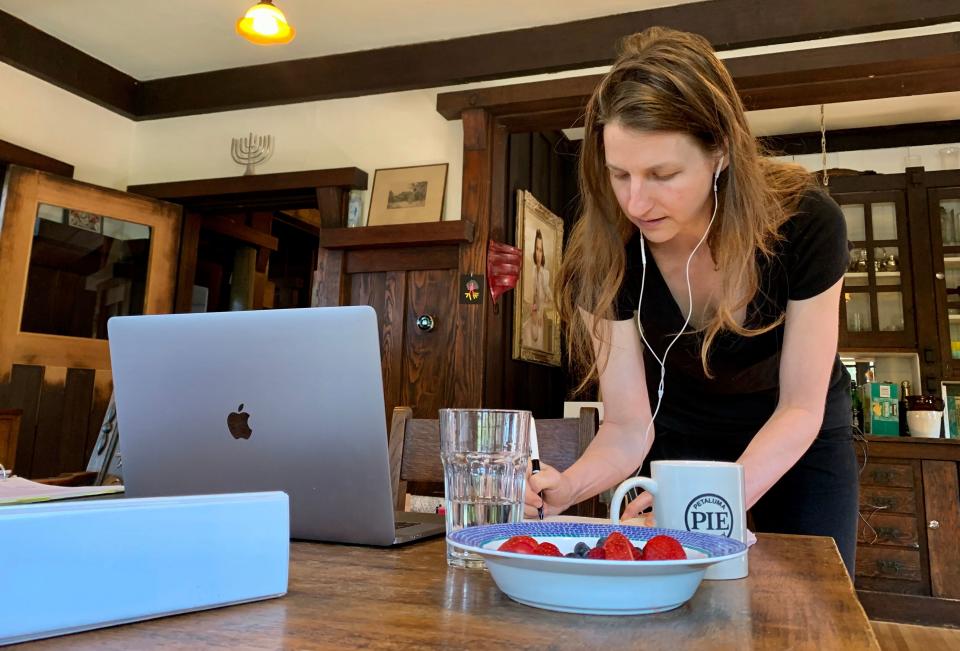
[899,380,911,436]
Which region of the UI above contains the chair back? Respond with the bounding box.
[388,407,601,517]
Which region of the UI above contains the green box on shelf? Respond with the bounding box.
[860,382,900,436]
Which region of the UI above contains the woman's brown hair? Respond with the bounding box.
[558,26,814,391]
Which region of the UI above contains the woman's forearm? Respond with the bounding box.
[563,420,652,505]
[737,406,821,509]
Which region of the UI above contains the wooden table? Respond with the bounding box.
[14,534,879,650]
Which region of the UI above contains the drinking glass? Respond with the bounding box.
[440,408,530,568]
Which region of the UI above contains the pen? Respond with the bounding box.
[529,418,543,520]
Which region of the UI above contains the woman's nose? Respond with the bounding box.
[626,181,654,217]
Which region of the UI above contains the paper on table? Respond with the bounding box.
[0,476,124,505]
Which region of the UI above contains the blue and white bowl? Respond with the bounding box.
[447,521,748,615]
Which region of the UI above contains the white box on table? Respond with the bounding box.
[0,491,289,645]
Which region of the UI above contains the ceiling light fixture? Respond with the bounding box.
[236,1,296,46]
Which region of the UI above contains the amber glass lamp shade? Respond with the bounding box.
[236,1,295,46]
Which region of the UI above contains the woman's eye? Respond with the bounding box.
[611,171,629,181]
[652,172,679,181]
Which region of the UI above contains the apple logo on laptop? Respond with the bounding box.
[227,403,252,440]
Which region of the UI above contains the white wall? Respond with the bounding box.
[128,89,465,221]
[0,62,134,189]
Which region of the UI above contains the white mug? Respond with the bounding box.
[611,460,748,580]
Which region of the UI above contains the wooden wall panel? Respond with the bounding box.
[348,271,408,424]
[31,365,66,478]
[4,364,43,477]
[402,270,458,418]
[59,367,95,472]
[0,363,111,478]
[313,248,344,307]
[482,125,511,412]
[531,133,551,203]
[380,271,407,425]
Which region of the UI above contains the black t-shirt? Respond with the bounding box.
[614,189,851,438]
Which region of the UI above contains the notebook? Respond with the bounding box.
[0,474,123,505]
[107,305,445,546]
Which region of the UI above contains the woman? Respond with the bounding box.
[522,229,552,350]
[524,27,858,574]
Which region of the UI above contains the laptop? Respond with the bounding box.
[108,305,445,546]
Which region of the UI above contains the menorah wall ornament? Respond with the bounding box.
[231,132,274,175]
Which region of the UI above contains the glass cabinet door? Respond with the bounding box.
[832,191,914,348]
[930,188,960,371]
[0,166,180,374]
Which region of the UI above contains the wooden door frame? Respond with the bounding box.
[0,166,181,377]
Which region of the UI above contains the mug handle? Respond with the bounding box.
[610,477,658,525]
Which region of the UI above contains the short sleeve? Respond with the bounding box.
[784,190,850,301]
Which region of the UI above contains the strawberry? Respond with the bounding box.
[531,542,563,557]
[507,535,537,547]
[602,531,634,561]
[631,545,643,560]
[641,535,687,561]
[497,536,537,554]
[585,546,606,560]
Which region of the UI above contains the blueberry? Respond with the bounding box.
[565,552,578,558]
[596,536,607,548]
[574,542,590,557]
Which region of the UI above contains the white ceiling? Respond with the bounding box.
[0,0,702,80]
[1,1,959,137]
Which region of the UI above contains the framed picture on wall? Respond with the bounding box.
[367,163,448,226]
[67,209,102,233]
[512,190,563,366]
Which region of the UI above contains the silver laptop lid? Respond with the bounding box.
[108,306,398,545]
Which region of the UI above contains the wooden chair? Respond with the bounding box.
[388,406,602,517]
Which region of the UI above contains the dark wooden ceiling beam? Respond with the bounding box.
[5,2,960,119]
[0,139,74,177]
[0,10,138,117]
[437,32,960,126]
[761,120,960,156]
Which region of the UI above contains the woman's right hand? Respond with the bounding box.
[524,461,577,518]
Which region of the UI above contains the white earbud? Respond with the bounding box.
[713,156,723,192]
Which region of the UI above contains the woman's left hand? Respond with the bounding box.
[621,490,654,521]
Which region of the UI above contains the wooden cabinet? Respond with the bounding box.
[855,437,960,626]
[828,169,960,393]
[315,221,474,422]
[831,188,915,349]
[927,180,960,378]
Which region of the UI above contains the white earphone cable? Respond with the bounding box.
[635,160,723,454]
